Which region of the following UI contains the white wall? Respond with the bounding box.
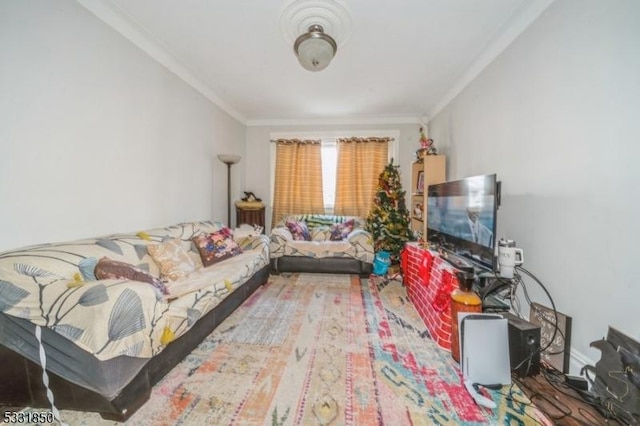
[245,122,425,231]
[0,0,245,251]
[429,0,640,372]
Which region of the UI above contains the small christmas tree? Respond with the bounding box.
[366,159,414,263]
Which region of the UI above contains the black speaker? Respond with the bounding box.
[502,313,540,377]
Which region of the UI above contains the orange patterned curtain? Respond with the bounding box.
[272,139,324,226]
[334,137,390,217]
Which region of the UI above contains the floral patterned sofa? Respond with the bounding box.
[269,214,374,275]
[0,221,270,421]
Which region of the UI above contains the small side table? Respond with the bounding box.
[235,201,265,232]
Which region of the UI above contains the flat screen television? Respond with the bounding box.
[426,174,500,271]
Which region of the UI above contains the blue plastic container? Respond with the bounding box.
[373,250,391,275]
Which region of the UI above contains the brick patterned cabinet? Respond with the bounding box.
[403,242,461,351]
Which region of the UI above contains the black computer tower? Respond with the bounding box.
[502,313,541,377]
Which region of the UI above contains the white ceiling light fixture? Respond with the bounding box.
[280,0,352,72]
[294,24,337,72]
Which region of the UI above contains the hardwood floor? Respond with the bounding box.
[513,369,625,426]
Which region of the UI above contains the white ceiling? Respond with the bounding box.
[79,0,553,125]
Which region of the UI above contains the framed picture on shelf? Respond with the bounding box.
[413,202,423,219]
[416,171,425,194]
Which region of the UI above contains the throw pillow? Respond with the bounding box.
[94,257,168,295]
[329,219,355,241]
[285,218,311,241]
[147,238,197,282]
[192,227,243,267]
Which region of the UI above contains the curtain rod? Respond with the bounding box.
[269,138,321,144]
[269,136,394,143]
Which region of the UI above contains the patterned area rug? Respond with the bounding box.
[51,273,548,425]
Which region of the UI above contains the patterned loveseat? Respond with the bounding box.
[269,214,374,275]
[0,221,270,421]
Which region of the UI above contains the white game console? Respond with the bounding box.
[459,313,511,409]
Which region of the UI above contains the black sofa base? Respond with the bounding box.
[0,266,270,422]
[270,256,372,276]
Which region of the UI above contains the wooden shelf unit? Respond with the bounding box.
[410,155,446,240]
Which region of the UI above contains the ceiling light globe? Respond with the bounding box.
[294,25,337,72]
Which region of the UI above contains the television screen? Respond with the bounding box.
[426,174,499,270]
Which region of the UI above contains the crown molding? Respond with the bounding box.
[246,115,423,127]
[270,129,401,139]
[427,0,554,120]
[75,0,247,125]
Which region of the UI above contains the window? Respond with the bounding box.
[321,141,337,212]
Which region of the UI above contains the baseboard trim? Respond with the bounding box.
[569,347,594,376]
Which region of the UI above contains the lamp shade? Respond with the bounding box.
[217,154,241,165]
[294,25,337,72]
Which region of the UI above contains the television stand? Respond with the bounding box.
[474,272,511,312]
[438,249,510,312]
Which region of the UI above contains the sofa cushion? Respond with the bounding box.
[192,227,242,267]
[288,240,354,257]
[147,238,197,281]
[166,249,264,299]
[329,219,355,241]
[285,218,311,241]
[95,257,168,294]
[310,226,331,241]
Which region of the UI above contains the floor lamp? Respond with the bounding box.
[217,154,241,226]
